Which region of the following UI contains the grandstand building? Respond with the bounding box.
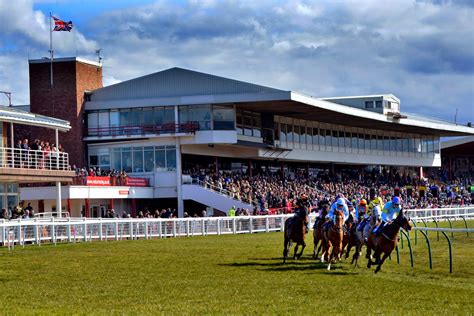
[0,106,73,215]
[19,57,474,217]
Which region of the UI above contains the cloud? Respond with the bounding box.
[0,0,473,124]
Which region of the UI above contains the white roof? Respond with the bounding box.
[29,57,101,68]
[0,106,71,132]
[441,136,474,149]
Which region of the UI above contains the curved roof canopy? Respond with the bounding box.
[0,106,70,132]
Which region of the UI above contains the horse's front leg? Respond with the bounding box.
[293,244,299,260]
[283,238,289,264]
[297,241,306,259]
[375,252,390,274]
[366,246,373,268]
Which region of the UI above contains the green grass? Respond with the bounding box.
[0,221,473,315]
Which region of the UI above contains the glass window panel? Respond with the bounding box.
[325,129,332,147]
[377,135,383,151]
[243,114,252,136]
[155,148,166,171]
[319,128,326,147]
[390,137,396,152]
[332,130,338,147]
[7,195,18,213]
[383,136,390,151]
[144,147,154,172]
[345,132,351,148]
[434,137,440,153]
[375,101,383,108]
[164,107,175,125]
[7,183,18,193]
[358,133,364,150]
[402,138,409,152]
[89,155,98,167]
[120,109,132,127]
[306,127,311,145]
[352,133,358,149]
[213,105,235,130]
[98,111,109,128]
[396,137,402,152]
[312,128,319,146]
[132,147,144,173]
[236,111,243,135]
[166,148,176,170]
[371,134,377,150]
[154,107,165,125]
[110,110,119,128]
[189,105,211,130]
[131,108,143,126]
[365,101,373,108]
[365,134,371,150]
[87,112,98,135]
[294,126,300,143]
[339,131,345,148]
[112,149,121,171]
[178,106,188,124]
[121,148,132,173]
[100,154,110,168]
[280,124,287,142]
[0,184,4,193]
[287,124,294,142]
[143,108,154,125]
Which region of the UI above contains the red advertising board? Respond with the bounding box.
[125,177,148,187]
[86,176,111,186]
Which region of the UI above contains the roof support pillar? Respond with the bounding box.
[176,137,184,218]
[56,181,62,218]
[10,122,13,148]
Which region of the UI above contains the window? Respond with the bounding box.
[144,147,154,172]
[325,129,332,147]
[352,133,358,149]
[358,133,364,150]
[163,107,175,125]
[143,108,154,126]
[121,148,132,173]
[375,101,383,108]
[89,155,98,167]
[133,147,144,173]
[155,147,166,170]
[120,109,132,127]
[253,114,261,137]
[365,134,371,151]
[365,101,374,109]
[113,148,121,170]
[294,125,300,144]
[280,124,287,142]
[166,147,176,170]
[287,124,294,142]
[312,127,319,147]
[319,128,326,148]
[87,112,98,136]
[236,112,243,135]
[213,105,235,130]
[371,134,377,151]
[383,136,390,151]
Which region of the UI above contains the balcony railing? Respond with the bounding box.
[0,147,70,171]
[86,122,199,137]
[72,175,150,187]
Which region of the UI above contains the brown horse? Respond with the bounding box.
[366,210,412,273]
[283,215,306,263]
[343,214,357,259]
[321,210,344,270]
[312,204,329,259]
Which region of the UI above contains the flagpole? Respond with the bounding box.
[49,12,53,86]
[49,12,55,116]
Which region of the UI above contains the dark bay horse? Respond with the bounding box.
[312,204,329,259]
[366,210,412,273]
[283,215,307,263]
[343,214,357,260]
[321,210,344,270]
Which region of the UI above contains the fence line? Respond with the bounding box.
[0,207,472,247]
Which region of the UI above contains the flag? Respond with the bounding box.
[52,16,73,32]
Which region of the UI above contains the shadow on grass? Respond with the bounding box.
[220,257,355,273]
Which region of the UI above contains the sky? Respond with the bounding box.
[0,0,473,124]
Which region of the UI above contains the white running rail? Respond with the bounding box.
[0,207,472,246]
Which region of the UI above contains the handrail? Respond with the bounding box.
[0,147,70,171]
[87,122,199,137]
[187,178,254,205]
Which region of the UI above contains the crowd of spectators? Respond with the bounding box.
[185,167,473,215]
[0,202,35,220]
[72,166,128,185]
[12,138,66,169]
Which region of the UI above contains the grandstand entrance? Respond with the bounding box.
[90,205,106,218]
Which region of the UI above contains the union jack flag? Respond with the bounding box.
[52,16,73,32]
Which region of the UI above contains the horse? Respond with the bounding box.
[366,209,412,273]
[351,207,382,267]
[321,209,344,270]
[312,204,329,259]
[283,214,307,263]
[343,214,357,260]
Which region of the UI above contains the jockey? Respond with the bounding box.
[348,200,356,221]
[373,196,402,235]
[327,197,350,222]
[355,199,368,223]
[294,194,310,233]
[367,188,384,216]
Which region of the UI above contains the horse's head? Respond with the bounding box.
[345,213,354,229]
[371,205,382,224]
[394,209,412,231]
[334,210,344,227]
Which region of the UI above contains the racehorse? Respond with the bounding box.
[351,206,382,267]
[366,209,412,273]
[283,214,306,263]
[312,204,329,259]
[343,214,356,260]
[321,210,344,270]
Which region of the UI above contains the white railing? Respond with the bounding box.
[188,178,254,205]
[0,147,70,171]
[0,207,472,246]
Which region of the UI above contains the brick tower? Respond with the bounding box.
[27,57,102,167]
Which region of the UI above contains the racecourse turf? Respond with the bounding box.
[0,220,473,315]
